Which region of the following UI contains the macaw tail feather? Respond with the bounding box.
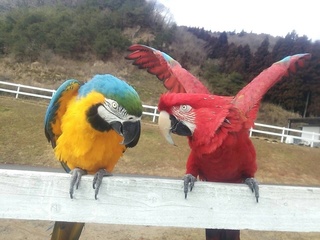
[233,53,311,116]
[51,221,85,240]
[205,229,240,240]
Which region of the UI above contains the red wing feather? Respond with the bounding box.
[126,44,209,94]
[147,65,168,76]
[164,76,186,93]
[132,57,158,66]
[126,44,172,82]
[233,53,311,116]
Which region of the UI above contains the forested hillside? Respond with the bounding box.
[0,0,176,60]
[0,0,319,117]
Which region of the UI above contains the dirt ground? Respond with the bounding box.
[1,219,320,240]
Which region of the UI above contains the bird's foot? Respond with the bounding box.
[245,177,259,202]
[183,174,197,199]
[69,168,87,199]
[93,169,112,200]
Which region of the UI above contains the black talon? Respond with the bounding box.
[69,168,87,199]
[245,177,259,202]
[92,169,112,200]
[183,174,197,199]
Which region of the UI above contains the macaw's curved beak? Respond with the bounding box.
[110,121,141,148]
[158,111,192,146]
[158,111,175,145]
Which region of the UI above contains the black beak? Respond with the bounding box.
[110,121,141,148]
[170,115,192,136]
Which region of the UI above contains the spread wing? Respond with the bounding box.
[126,44,210,94]
[44,79,81,148]
[233,53,311,119]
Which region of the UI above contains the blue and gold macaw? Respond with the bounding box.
[44,74,142,240]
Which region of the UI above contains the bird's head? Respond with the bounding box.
[158,93,234,148]
[80,75,142,148]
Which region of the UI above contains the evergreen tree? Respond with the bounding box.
[265,31,317,116]
[248,36,271,81]
[206,31,228,59]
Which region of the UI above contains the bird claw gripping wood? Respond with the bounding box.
[69,168,87,199]
[245,177,259,202]
[93,169,113,200]
[183,174,197,199]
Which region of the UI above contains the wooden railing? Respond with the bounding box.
[0,168,319,232]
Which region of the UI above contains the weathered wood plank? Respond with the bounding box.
[0,169,319,232]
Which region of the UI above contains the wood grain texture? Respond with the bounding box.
[0,169,319,232]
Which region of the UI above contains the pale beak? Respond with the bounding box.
[158,111,175,145]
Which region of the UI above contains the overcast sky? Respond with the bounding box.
[158,0,319,41]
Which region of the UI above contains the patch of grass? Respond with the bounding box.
[253,137,320,186]
[0,96,59,168]
[257,102,301,126]
[0,105,10,112]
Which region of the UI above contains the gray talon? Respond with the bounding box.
[183,174,197,199]
[69,168,87,199]
[245,177,259,202]
[93,169,112,200]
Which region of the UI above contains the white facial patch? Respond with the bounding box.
[97,104,119,123]
[98,99,140,123]
[172,105,196,134]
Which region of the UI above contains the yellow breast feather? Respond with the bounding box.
[54,92,126,173]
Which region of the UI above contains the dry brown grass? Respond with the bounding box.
[257,102,301,126]
[0,54,166,105]
[0,96,319,239]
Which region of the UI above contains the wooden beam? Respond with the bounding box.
[0,169,319,232]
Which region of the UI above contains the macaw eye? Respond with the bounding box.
[180,105,192,112]
[112,101,118,109]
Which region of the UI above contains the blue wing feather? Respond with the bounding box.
[44,79,81,147]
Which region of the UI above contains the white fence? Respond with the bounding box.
[1,80,319,147]
[250,123,320,148]
[0,169,319,233]
[0,80,159,122]
[0,80,55,99]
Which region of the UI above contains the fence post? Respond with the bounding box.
[152,107,157,122]
[311,132,315,148]
[280,127,285,143]
[15,85,21,99]
[249,127,253,137]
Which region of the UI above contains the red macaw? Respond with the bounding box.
[126,44,310,240]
